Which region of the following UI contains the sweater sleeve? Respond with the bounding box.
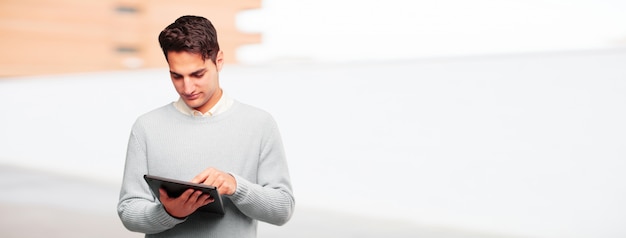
[117,128,185,233]
[227,120,295,226]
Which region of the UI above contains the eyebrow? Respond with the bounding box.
[191,68,207,75]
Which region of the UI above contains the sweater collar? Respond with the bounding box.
[173,91,234,117]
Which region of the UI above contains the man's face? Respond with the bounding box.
[167,51,224,114]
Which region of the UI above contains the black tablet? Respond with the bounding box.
[143,174,225,215]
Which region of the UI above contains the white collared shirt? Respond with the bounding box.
[173,91,234,117]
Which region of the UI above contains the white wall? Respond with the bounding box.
[237,0,626,63]
[1,49,625,238]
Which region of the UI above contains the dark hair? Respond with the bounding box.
[158,15,220,63]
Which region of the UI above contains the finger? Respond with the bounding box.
[203,170,220,186]
[192,167,217,183]
[191,172,208,184]
[159,188,170,200]
[213,175,225,189]
[187,190,203,204]
[198,194,213,206]
[177,188,196,202]
[216,174,236,195]
[198,193,209,201]
[218,184,234,196]
[216,178,233,195]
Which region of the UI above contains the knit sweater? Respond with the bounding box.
[118,101,295,238]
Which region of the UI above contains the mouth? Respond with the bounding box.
[184,93,200,101]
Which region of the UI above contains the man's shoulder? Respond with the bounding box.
[232,101,275,121]
[134,103,175,123]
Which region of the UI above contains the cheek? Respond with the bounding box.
[171,80,184,92]
[202,75,218,88]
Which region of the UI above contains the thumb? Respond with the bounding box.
[159,188,171,200]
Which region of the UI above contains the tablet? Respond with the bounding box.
[143,174,225,215]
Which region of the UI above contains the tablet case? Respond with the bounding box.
[144,174,225,215]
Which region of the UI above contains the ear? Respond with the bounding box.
[215,50,224,72]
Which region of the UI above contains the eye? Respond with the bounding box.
[171,74,183,79]
[192,73,205,78]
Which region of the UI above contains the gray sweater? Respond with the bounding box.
[118,101,295,237]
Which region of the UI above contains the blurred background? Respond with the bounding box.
[1,0,626,237]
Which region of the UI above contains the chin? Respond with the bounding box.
[185,100,206,110]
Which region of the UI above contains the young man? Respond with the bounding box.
[117,15,295,237]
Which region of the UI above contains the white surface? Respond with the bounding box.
[1,49,625,238]
[236,0,626,63]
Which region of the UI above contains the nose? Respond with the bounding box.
[182,77,194,95]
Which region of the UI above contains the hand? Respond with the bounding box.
[159,188,214,219]
[192,167,237,196]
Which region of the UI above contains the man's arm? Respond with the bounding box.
[117,129,186,233]
[226,121,295,225]
[228,174,295,226]
[192,144,295,225]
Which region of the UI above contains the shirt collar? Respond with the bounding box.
[174,91,234,117]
